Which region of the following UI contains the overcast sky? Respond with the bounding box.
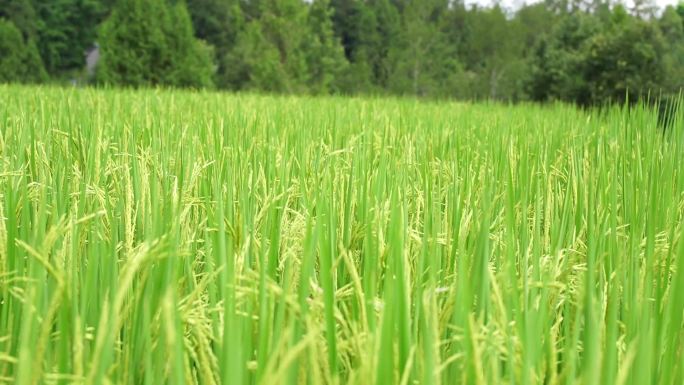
[465,0,680,12]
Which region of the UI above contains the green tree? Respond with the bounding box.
[219,5,249,90]
[98,0,214,88]
[305,0,348,94]
[528,13,602,103]
[230,0,309,93]
[389,0,464,97]
[529,8,668,105]
[659,5,684,93]
[513,3,558,97]
[163,1,215,87]
[187,0,244,88]
[367,0,401,88]
[330,0,404,93]
[330,0,379,93]
[631,0,658,18]
[0,18,47,83]
[33,0,108,77]
[458,5,526,100]
[230,21,287,91]
[0,0,39,39]
[97,0,169,86]
[582,15,667,104]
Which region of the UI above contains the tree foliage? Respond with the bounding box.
[32,0,107,77]
[0,0,681,104]
[528,7,675,105]
[187,0,242,88]
[97,0,213,88]
[0,0,39,39]
[305,0,348,94]
[0,18,47,83]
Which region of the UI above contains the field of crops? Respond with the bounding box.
[0,85,683,385]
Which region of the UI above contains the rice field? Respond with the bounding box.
[0,85,683,385]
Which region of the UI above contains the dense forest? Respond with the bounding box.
[1,0,683,105]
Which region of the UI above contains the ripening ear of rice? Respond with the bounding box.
[0,84,683,385]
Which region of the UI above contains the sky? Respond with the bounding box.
[465,0,681,12]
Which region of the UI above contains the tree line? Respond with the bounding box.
[1,0,683,106]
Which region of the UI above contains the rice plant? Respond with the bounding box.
[0,85,683,385]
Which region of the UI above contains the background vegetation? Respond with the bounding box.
[0,0,683,105]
